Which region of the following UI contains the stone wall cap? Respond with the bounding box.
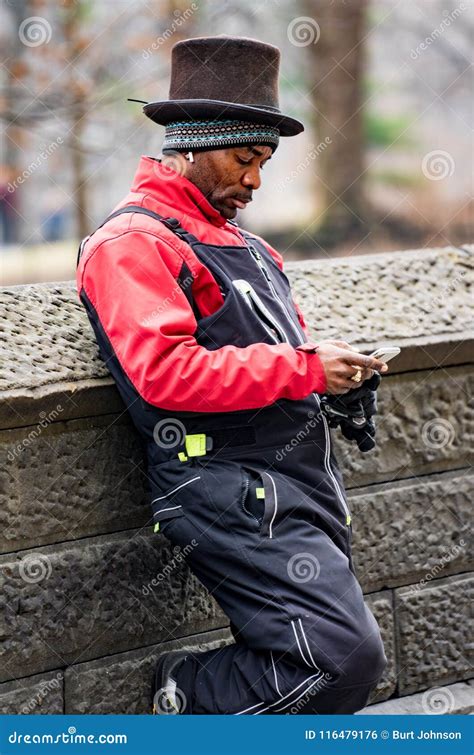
[0,245,472,427]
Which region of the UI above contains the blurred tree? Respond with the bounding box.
[303,0,369,243]
[1,0,28,244]
[0,0,199,241]
[61,0,90,239]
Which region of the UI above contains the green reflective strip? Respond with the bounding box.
[346,515,351,526]
[185,433,207,457]
[154,522,160,533]
[178,451,188,462]
[256,487,265,499]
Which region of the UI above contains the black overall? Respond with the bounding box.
[78,206,387,715]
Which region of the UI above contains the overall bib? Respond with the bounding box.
[78,206,387,715]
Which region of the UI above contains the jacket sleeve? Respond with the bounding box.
[78,230,327,413]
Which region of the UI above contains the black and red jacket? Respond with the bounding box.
[76,155,351,537]
[76,156,327,415]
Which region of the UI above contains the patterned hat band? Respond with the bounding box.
[161,118,280,153]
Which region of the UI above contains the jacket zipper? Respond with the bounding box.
[245,241,352,528]
[247,244,305,345]
[240,473,251,515]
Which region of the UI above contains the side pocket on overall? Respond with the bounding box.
[149,468,202,534]
[240,465,279,538]
[241,467,265,525]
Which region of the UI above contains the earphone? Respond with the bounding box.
[184,151,194,163]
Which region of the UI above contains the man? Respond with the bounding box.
[76,36,389,715]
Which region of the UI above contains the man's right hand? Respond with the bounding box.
[312,340,388,395]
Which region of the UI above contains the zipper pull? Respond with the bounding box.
[248,244,272,281]
[248,244,262,261]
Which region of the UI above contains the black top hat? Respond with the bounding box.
[138,36,304,137]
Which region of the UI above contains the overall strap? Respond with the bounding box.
[76,204,202,318]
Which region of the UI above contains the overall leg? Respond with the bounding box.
[154,457,386,714]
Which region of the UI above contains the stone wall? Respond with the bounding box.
[0,245,472,715]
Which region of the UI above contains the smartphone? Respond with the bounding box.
[369,346,401,363]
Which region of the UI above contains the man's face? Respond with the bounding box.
[184,144,273,219]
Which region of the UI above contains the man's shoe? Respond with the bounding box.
[151,634,235,714]
[151,647,193,715]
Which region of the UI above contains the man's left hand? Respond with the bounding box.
[321,372,382,452]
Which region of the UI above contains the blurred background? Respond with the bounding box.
[1,0,473,284]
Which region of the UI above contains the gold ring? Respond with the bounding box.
[351,368,362,383]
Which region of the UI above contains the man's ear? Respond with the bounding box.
[161,151,189,178]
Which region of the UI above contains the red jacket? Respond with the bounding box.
[76,156,327,413]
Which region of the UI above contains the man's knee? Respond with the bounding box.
[317,631,386,714]
[337,628,387,689]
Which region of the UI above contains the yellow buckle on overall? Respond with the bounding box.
[178,433,208,462]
